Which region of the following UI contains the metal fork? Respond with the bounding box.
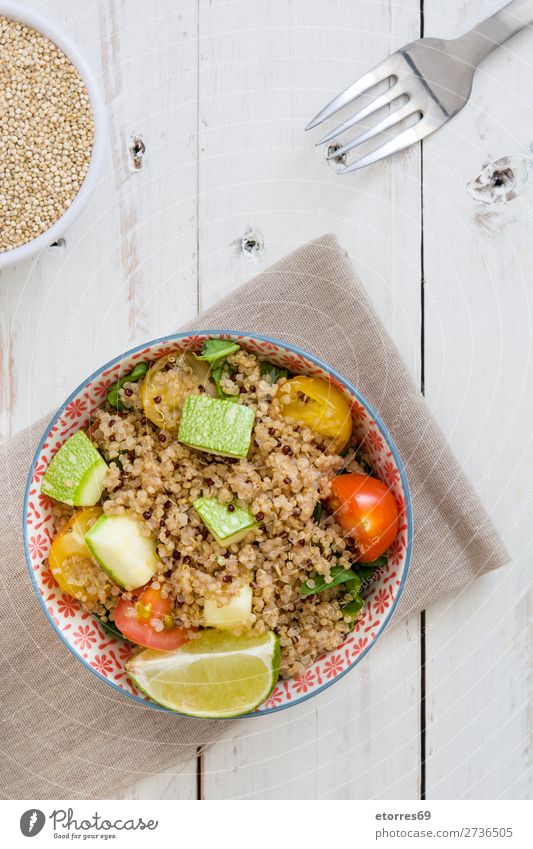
[306,0,533,173]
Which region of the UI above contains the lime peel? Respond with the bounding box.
[126,630,280,718]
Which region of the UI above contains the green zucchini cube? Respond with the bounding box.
[178,395,255,458]
[194,497,257,546]
[41,430,108,506]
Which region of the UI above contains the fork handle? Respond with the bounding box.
[455,0,533,64]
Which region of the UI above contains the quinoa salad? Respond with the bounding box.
[41,338,400,717]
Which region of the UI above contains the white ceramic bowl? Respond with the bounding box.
[0,1,106,268]
[24,331,413,718]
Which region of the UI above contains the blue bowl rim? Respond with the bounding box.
[23,329,413,719]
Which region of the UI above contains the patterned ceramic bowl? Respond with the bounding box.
[24,331,413,717]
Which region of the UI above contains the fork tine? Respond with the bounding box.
[318,84,404,146]
[340,119,434,174]
[330,102,419,159]
[305,60,396,131]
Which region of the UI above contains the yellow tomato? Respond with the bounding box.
[49,507,102,601]
[281,376,353,453]
[141,352,216,430]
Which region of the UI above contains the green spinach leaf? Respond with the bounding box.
[107,362,148,411]
[353,554,387,586]
[96,616,124,640]
[196,339,240,363]
[341,594,365,623]
[300,564,362,597]
[260,360,288,384]
[211,363,240,402]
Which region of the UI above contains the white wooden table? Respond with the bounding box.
[2,0,531,800]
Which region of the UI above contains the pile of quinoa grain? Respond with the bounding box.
[0,16,94,252]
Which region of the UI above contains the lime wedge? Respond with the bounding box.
[126,630,280,718]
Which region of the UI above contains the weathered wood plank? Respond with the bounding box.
[0,0,200,437]
[0,0,199,800]
[198,0,423,800]
[423,0,532,800]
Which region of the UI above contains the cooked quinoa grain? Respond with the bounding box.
[47,348,371,679]
[0,16,94,251]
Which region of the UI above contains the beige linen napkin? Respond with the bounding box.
[0,234,509,800]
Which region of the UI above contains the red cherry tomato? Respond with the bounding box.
[114,586,190,651]
[329,474,399,563]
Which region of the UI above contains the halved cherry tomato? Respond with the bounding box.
[281,376,352,453]
[114,586,190,651]
[329,474,399,562]
[141,352,216,431]
[49,507,103,602]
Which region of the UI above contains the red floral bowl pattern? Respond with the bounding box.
[24,331,413,717]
